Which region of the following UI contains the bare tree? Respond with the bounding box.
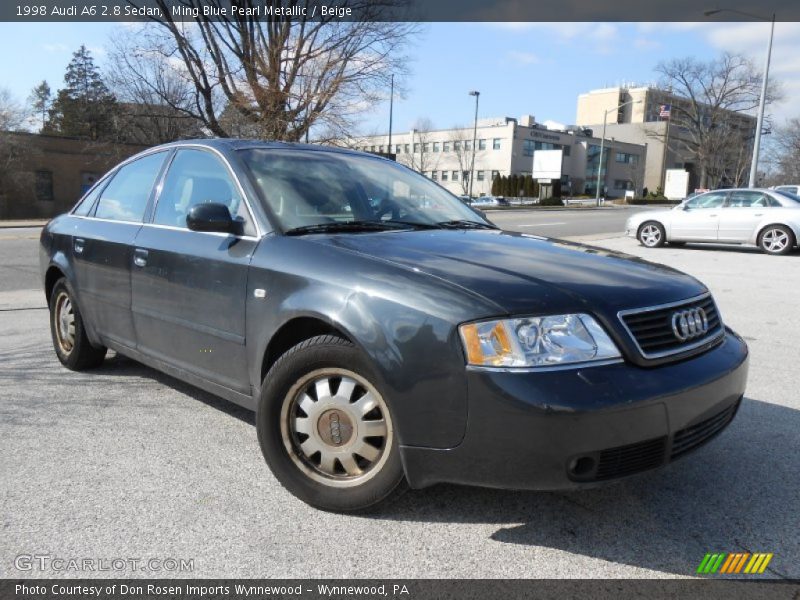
[0,89,30,202]
[397,118,440,174]
[762,118,800,184]
[654,52,781,188]
[106,28,205,144]
[0,88,25,131]
[448,127,484,195]
[124,0,419,141]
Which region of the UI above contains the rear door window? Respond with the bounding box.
[94,152,167,222]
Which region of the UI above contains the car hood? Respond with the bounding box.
[308,229,707,316]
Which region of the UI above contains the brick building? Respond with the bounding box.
[0,132,149,219]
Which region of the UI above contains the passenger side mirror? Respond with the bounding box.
[186,203,241,235]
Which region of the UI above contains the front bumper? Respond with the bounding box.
[400,328,748,490]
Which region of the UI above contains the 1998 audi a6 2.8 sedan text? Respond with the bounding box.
[40,140,749,511]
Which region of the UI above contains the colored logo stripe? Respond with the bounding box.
[697,553,773,575]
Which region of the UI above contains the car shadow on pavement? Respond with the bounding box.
[90,353,256,426]
[659,243,799,256]
[371,397,798,579]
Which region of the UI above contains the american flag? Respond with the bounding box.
[659,104,672,119]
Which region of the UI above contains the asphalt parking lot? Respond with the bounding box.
[1,226,798,579]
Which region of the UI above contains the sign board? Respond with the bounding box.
[533,149,563,180]
[664,169,690,200]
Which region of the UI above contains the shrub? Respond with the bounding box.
[539,196,564,207]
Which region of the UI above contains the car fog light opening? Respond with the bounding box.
[459,314,621,368]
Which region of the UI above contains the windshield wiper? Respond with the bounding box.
[284,220,416,236]
[435,220,498,230]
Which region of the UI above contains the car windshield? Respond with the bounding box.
[239,148,493,233]
[774,190,800,204]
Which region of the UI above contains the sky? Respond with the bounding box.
[1,21,799,134]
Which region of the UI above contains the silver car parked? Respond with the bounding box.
[626,188,800,255]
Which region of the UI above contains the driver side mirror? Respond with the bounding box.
[186,203,241,235]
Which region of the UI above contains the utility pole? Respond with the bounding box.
[388,74,394,153]
[468,90,480,198]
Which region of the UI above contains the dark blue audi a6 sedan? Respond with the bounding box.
[40,139,748,511]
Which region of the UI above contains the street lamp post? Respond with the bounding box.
[468,90,480,198]
[388,74,394,153]
[595,99,641,207]
[704,8,775,188]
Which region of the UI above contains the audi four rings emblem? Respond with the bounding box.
[671,307,709,341]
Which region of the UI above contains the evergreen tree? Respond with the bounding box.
[28,80,51,131]
[47,46,117,140]
[510,174,519,197]
[491,173,500,196]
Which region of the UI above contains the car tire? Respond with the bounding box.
[49,278,107,370]
[638,221,666,248]
[257,335,407,512]
[758,225,795,255]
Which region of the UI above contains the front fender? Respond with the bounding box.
[244,236,497,449]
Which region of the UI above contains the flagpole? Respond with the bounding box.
[660,107,671,194]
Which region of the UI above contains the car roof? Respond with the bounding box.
[142,138,380,160]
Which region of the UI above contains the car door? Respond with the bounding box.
[717,190,773,243]
[669,191,727,241]
[71,151,169,349]
[130,148,261,394]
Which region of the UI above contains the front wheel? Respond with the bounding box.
[637,221,666,248]
[257,335,406,512]
[758,225,795,255]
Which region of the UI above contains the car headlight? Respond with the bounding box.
[459,314,621,368]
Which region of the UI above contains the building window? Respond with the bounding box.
[433,142,440,152]
[463,171,469,181]
[423,143,430,153]
[523,139,535,157]
[35,170,54,202]
[431,171,438,181]
[615,152,639,165]
[452,171,459,181]
[422,171,429,178]
[491,170,500,180]
[464,140,471,151]
[478,139,486,150]
[395,145,401,153]
[493,138,501,150]
[563,145,571,157]
[441,171,448,181]
[379,146,384,153]
[477,170,485,181]
[413,143,420,153]
[614,179,633,190]
[370,146,375,152]
[404,144,410,153]
[453,141,461,151]
[442,141,450,152]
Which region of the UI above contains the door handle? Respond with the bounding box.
[754,213,763,217]
[133,248,148,268]
[709,214,717,217]
[74,238,85,254]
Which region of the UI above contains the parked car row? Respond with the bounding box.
[626,187,800,255]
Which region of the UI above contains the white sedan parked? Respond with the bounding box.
[626,188,800,255]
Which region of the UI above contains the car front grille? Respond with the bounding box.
[595,436,668,480]
[671,400,740,459]
[619,293,723,359]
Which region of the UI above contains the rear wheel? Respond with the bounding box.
[257,335,406,512]
[758,225,795,255]
[638,221,666,248]
[49,278,107,370]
